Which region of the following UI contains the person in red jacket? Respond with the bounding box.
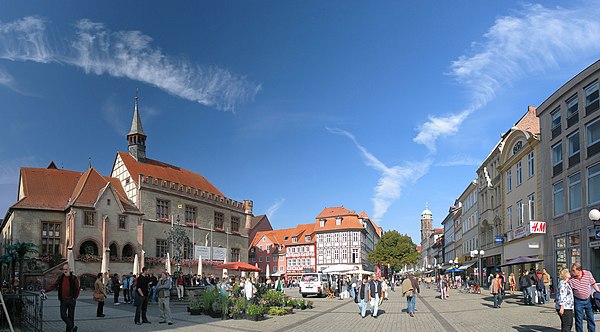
[43,264,80,332]
[176,274,185,301]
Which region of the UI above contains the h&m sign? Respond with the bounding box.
[529,221,547,234]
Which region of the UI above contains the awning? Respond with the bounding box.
[458,262,477,270]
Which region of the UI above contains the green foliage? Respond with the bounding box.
[268,306,287,316]
[188,289,203,310]
[261,289,290,307]
[368,230,419,269]
[246,303,265,316]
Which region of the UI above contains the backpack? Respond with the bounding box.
[536,277,544,291]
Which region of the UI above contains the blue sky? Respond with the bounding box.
[1,1,600,245]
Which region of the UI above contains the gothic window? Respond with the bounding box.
[109,243,118,259]
[185,205,197,224]
[41,222,61,255]
[156,199,170,219]
[156,239,168,257]
[122,244,134,257]
[231,216,240,233]
[118,215,127,229]
[84,211,96,226]
[214,212,224,230]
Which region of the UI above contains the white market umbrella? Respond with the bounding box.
[241,271,246,278]
[133,254,140,275]
[67,247,75,275]
[140,250,145,270]
[255,263,259,278]
[101,249,109,274]
[266,264,270,279]
[166,252,172,275]
[197,255,203,276]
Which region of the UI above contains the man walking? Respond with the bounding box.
[369,276,382,318]
[357,276,370,318]
[402,273,420,317]
[42,263,80,332]
[568,263,600,332]
[542,268,551,303]
[156,272,173,325]
[112,273,121,305]
[134,266,151,325]
[490,273,503,308]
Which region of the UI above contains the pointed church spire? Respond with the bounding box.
[128,91,146,136]
[127,91,147,162]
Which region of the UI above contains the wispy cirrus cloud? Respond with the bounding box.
[265,198,286,220]
[327,127,431,220]
[414,2,600,152]
[0,16,261,112]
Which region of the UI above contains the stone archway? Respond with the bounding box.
[122,244,134,258]
[109,243,118,259]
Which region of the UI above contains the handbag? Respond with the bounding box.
[93,291,104,302]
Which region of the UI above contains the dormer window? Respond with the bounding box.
[305,235,310,242]
[292,236,298,243]
[284,236,289,240]
[319,219,326,227]
[336,217,342,225]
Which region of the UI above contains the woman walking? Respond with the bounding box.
[556,268,574,332]
[94,273,106,317]
[508,273,516,295]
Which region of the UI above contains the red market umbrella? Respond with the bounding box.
[214,261,261,272]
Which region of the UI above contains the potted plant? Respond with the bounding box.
[246,303,266,321]
[189,298,202,315]
[229,297,245,319]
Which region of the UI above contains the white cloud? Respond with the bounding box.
[265,198,286,220]
[0,16,261,112]
[0,66,13,86]
[414,2,600,152]
[327,127,431,220]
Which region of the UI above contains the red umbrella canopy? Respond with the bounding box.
[214,261,261,272]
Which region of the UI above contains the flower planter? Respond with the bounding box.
[208,310,223,319]
[190,308,202,315]
[247,314,264,321]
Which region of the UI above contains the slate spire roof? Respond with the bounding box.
[128,94,146,137]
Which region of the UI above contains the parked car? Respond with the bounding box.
[299,273,330,298]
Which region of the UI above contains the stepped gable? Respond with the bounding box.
[118,151,223,196]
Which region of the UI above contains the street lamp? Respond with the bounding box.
[470,250,485,289]
[589,209,600,223]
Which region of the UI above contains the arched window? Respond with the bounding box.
[122,244,134,257]
[79,240,99,256]
[109,243,118,259]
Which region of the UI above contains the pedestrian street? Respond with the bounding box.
[39,284,570,332]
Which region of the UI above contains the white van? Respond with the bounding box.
[299,273,330,298]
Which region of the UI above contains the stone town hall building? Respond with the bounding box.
[1,96,252,284]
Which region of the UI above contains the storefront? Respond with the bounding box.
[554,231,581,278]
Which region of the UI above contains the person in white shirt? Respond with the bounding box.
[242,277,254,308]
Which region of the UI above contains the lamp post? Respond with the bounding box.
[471,250,485,289]
[589,209,600,223]
[166,215,190,273]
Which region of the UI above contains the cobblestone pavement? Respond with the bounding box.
[40,285,570,331]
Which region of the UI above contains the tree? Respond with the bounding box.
[368,231,419,270]
[4,242,38,290]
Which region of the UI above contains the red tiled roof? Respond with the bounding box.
[12,167,139,213]
[316,206,356,219]
[315,207,382,235]
[118,152,223,196]
[13,168,81,210]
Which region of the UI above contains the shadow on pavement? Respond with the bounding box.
[512,325,559,332]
